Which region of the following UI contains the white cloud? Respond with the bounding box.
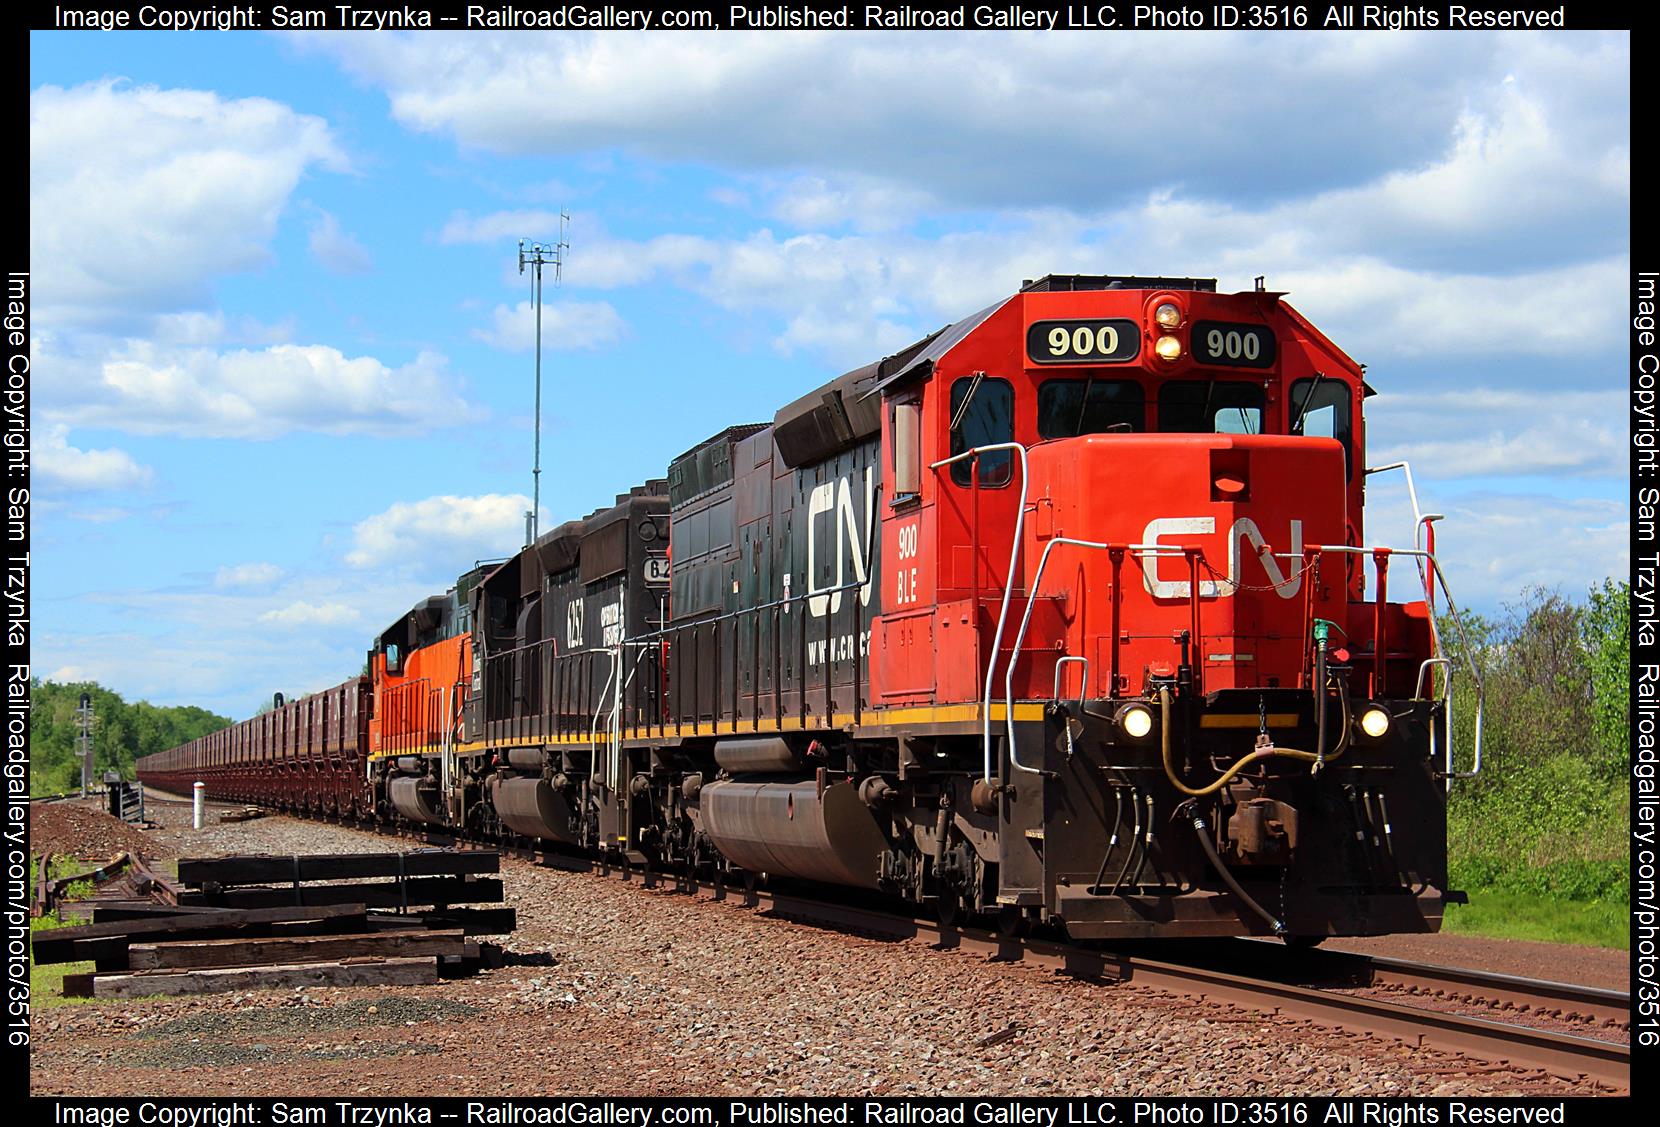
[764,175,934,232]
[214,562,284,590]
[33,426,153,492]
[573,231,715,288]
[40,568,442,716]
[473,300,626,352]
[439,208,566,245]
[564,219,1625,373]
[39,625,360,719]
[59,341,478,439]
[1263,256,1626,362]
[24,80,482,443]
[30,79,344,327]
[307,208,372,274]
[347,493,532,569]
[1366,389,1626,479]
[359,37,1623,374]
[1365,486,1628,610]
[260,600,362,627]
[310,32,1552,211]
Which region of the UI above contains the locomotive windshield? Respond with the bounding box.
[1036,378,1144,438]
[1157,379,1264,434]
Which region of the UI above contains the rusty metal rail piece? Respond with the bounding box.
[1356,954,1629,1029]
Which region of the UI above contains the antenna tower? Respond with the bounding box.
[518,214,570,544]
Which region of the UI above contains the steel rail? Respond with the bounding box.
[1216,938,1631,1029]
[1320,950,1630,1030]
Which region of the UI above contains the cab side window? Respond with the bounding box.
[1289,377,1354,477]
[949,375,1014,487]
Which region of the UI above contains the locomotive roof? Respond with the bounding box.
[1019,273,1217,292]
[861,297,1007,401]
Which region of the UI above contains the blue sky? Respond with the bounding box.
[30,30,1630,718]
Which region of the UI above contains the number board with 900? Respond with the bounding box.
[1026,319,1140,365]
[1191,321,1276,369]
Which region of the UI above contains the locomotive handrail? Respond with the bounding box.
[589,647,619,787]
[1306,544,1483,784]
[1003,535,1114,776]
[622,574,872,732]
[485,572,873,746]
[1414,656,1460,790]
[930,441,1030,786]
[1364,461,1427,533]
[1053,656,1089,710]
[1363,460,1445,632]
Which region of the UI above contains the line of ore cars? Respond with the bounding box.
[140,274,1483,943]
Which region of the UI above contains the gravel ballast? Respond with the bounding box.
[28,801,1619,1097]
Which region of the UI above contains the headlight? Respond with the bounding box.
[1115,703,1154,741]
[1154,302,1182,329]
[1358,705,1391,740]
[1155,335,1183,361]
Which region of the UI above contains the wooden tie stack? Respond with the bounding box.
[31,850,516,998]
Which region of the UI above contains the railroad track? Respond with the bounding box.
[1258,944,1629,1030]
[142,793,1633,1092]
[390,822,1632,1092]
[730,888,1631,1092]
[1135,937,1632,1032]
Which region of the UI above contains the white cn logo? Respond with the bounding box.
[566,598,585,648]
[1140,517,1304,600]
[806,466,875,617]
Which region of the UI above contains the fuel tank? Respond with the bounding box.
[492,775,578,843]
[713,736,806,774]
[388,775,445,825]
[697,779,890,888]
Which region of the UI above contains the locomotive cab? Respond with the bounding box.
[368,572,483,827]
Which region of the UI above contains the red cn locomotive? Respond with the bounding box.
[140,274,1483,943]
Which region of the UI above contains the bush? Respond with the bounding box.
[1440,583,1629,907]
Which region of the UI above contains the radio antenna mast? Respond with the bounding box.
[518,212,570,544]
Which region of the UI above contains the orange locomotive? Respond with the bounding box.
[140,275,1483,942]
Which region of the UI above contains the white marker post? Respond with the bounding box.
[193,781,205,829]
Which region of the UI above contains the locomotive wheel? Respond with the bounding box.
[996,905,1029,938]
[1284,934,1325,949]
[936,891,963,928]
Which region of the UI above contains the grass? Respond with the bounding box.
[1441,751,1629,951]
[29,913,95,1008]
[1443,887,1630,950]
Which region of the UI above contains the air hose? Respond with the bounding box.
[1191,812,1287,936]
[1156,685,1351,799]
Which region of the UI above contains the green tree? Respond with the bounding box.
[27,680,231,795]
[1581,578,1630,780]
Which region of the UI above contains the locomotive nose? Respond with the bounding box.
[1023,431,1348,697]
